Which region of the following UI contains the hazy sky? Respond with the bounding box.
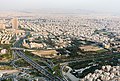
[0,0,120,13]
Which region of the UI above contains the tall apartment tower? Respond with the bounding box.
[0,20,5,29]
[11,18,18,29]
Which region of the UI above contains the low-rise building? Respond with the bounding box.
[79,45,103,52]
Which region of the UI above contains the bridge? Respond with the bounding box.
[14,50,57,80]
[11,47,35,51]
[12,32,64,81]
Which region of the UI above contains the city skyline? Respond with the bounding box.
[0,0,120,81]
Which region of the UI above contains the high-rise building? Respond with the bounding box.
[0,20,5,29]
[11,18,18,29]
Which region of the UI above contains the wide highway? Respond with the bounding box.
[13,32,63,81]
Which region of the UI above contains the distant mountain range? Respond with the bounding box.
[0,9,119,17]
[17,9,100,14]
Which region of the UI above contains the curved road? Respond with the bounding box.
[13,32,64,81]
